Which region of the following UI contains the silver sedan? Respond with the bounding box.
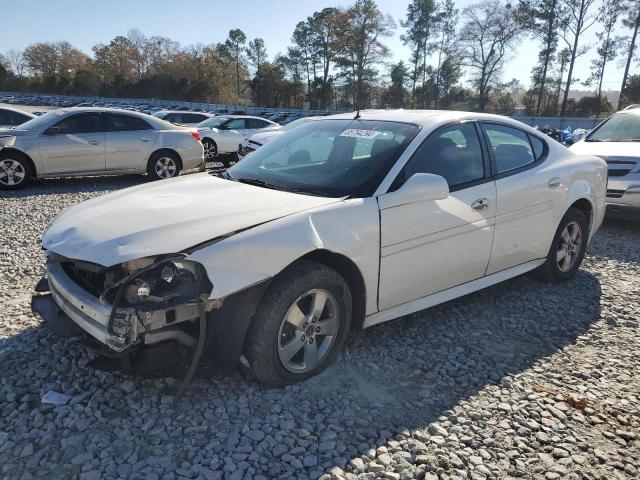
[0,108,204,189]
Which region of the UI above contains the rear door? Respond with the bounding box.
[480,122,564,274]
[378,121,496,309]
[38,112,105,175]
[104,113,158,172]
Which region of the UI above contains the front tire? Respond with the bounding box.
[244,261,352,386]
[147,151,181,180]
[536,207,589,282]
[0,153,32,189]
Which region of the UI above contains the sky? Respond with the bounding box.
[0,0,630,94]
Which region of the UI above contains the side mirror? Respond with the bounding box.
[43,127,62,136]
[378,173,449,209]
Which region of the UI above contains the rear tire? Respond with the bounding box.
[244,260,352,386]
[202,138,217,160]
[535,207,589,282]
[0,153,32,190]
[147,151,181,180]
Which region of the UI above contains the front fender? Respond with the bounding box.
[186,197,381,315]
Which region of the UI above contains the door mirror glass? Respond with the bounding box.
[378,173,449,209]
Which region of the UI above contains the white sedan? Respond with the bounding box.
[38,110,606,385]
[196,115,280,166]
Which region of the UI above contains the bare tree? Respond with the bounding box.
[7,49,26,78]
[458,0,522,112]
[558,0,598,117]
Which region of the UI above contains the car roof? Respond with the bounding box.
[155,110,213,115]
[323,109,545,133]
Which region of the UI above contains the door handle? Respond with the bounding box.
[471,198,490,211]
[141,137,150,142]
[548,177,562,188]
[90,140,100,146]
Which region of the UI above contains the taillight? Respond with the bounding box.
[191,131,202,142]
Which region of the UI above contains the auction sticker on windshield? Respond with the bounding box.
[339,129,382,139]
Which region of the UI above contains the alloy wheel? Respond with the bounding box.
[557,221,583,272]
[203,140,217,159]
[0,159,26,186]
[277,288,340,373]
[154,157,177,178]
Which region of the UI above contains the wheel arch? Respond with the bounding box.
[0,148,37,178]
[568,197,594,233]
[148,148,183,170]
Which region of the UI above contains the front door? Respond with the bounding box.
[104,113,158,172]
[378,121,496,310]
[38,112,105,175]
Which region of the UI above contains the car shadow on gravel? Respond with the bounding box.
[0,269,602,477]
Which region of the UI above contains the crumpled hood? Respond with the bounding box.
[43,173,339,266]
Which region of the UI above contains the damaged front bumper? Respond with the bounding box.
[41,258,217,352]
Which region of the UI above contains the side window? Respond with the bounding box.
[108,114,152,132]
[402,123,485,188]
[225,118,247,130]
[247,119,268,129]
[47,114,101,135]
[6,111,30,126]
[529,134,545,160]
[182,113,206,123]
[483,124,535,174]
[165,113,182,123]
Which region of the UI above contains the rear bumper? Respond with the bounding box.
[179,143,205,170]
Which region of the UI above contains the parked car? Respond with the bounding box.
[0,107,36,128]
[238,116,320,159]
[152,110,214,127]
[36,110,606,385]
[0,107,203,189]
[196,115,280,166]
[570,107,640,216]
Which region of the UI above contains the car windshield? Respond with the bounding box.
[197,117,229,128]
[15,110,67,131]
[587,113,640,142]
[226,119,420,198]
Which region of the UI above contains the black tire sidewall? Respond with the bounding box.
[203,139,217,159]
[147,151,181,180]
[544,208,589,282]
[246,261,352,386]
[0,154,32,190]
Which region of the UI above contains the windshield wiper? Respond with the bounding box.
[236,177,287,191]
[216,170,234,180]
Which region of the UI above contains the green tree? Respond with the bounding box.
[224,29,247,97]
[617,1,640,109]
[586,0,623,117]
[384,61,410,107]
[558,0,599,117]
[246,38,267,72]
[334,0,395,110]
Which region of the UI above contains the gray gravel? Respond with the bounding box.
[1,175,639,480]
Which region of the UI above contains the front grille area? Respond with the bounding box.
[606,189,625,199]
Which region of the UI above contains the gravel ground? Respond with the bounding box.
[0,174,638,480]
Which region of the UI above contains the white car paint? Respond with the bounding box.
[41,109,607,357]
[570,108,640,214]
[152,110,215,127]
[197,115,281,155]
